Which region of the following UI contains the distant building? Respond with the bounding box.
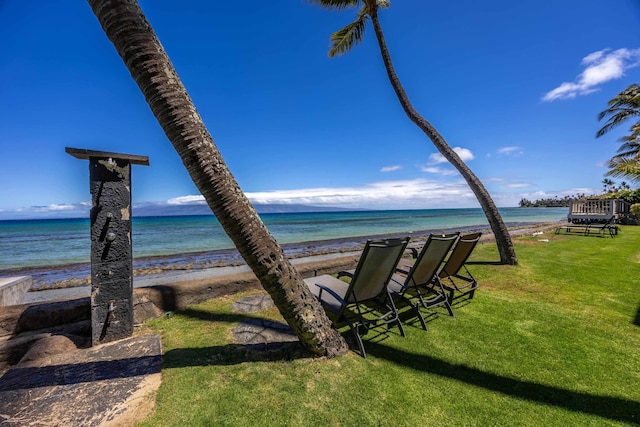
[567,198,631,224]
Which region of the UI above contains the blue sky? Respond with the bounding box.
[1,0,640,219]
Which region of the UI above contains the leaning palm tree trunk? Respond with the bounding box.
[369,9,517,265]
[87,0,348,357]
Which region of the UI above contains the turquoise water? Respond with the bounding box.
[0,207,567,270]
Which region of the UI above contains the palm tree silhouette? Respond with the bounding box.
[310,0,518,265]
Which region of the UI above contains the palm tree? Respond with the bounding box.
[86,0,348,357]
[597,84,640,137]
[597,84,640,183]
[602,178,615,193]
[310,0,518,265]
[605,157,640,183]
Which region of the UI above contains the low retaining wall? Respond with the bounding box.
[0,276,32,306]
[0,255,358,373]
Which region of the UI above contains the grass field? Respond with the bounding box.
[138,226,640,426]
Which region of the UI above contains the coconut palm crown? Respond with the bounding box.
[597,84,640,183]
[310,0,518,265]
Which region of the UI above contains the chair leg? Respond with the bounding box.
[447,289,455,306]
[423,287,454,316]
[351,324,367,358]
[414,303,428,330]
[396,318,406,338]
[444,299,454,317]
[397,291,428,330]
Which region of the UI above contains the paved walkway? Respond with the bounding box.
[0,335,162,427]
[21,251,360,305]
[0,295,302,426]
[231,294,300,351]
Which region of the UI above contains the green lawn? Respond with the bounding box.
[138,226,640,426]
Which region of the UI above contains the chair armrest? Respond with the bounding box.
[337,271,354,280]
[314,283,347,305]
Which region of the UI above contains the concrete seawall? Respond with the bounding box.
[0,276,32,306]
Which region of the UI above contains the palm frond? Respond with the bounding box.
[597,84,640,120]
[308,0,361,10]
[605,156,640,183]
[596,108,640,137]
[596,83,640,138]
[615,139,640,156]
[328,7,368,57]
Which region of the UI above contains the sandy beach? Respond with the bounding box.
[11,222,561,305]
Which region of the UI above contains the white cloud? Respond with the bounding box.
[421,147,474,176]
[167,195,207,205]
[380,165,402,172]
[497,146,524,157]
[242,179,477,209]
[0,202,92,219]
[146,180,475,210]
[36,204,77,211]
[419,166,459,176]
[428,147,475,164]
[504,182,531,189]
[519,188,599,201]
[542,48,640,101]
[0,183,604,220]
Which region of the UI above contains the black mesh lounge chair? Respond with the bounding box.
[438,232,482,306]
[388,233,459,330]
[303,237,409,358]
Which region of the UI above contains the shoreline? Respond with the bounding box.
[4,221,562,292]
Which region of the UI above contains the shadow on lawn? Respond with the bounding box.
[366,341,640,424]
[165,308,640,424]
[163,307,311,365]
[635,304,640,327]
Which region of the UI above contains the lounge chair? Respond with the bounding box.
[303,237,409,358]
[438,232,482,306]
[388,233,460,330]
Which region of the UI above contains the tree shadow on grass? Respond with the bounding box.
[164,307,312,365]
[365,341,640,425]
[634,304,640,327]
[168,306,407,364]
[143,306,640,424]
[165,305,407,364]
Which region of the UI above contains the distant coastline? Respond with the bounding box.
[0,202,359,221]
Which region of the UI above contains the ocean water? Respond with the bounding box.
[0,207,567,270]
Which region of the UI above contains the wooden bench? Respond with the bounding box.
[555,223,617,238]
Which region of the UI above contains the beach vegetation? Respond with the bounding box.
[308,0,518,266]
[603,187,640,204]
[519,183,640,207]
[87,0,348,357]
[597,83,640,183]
[519,195,579,207]
[137,226,640,426]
